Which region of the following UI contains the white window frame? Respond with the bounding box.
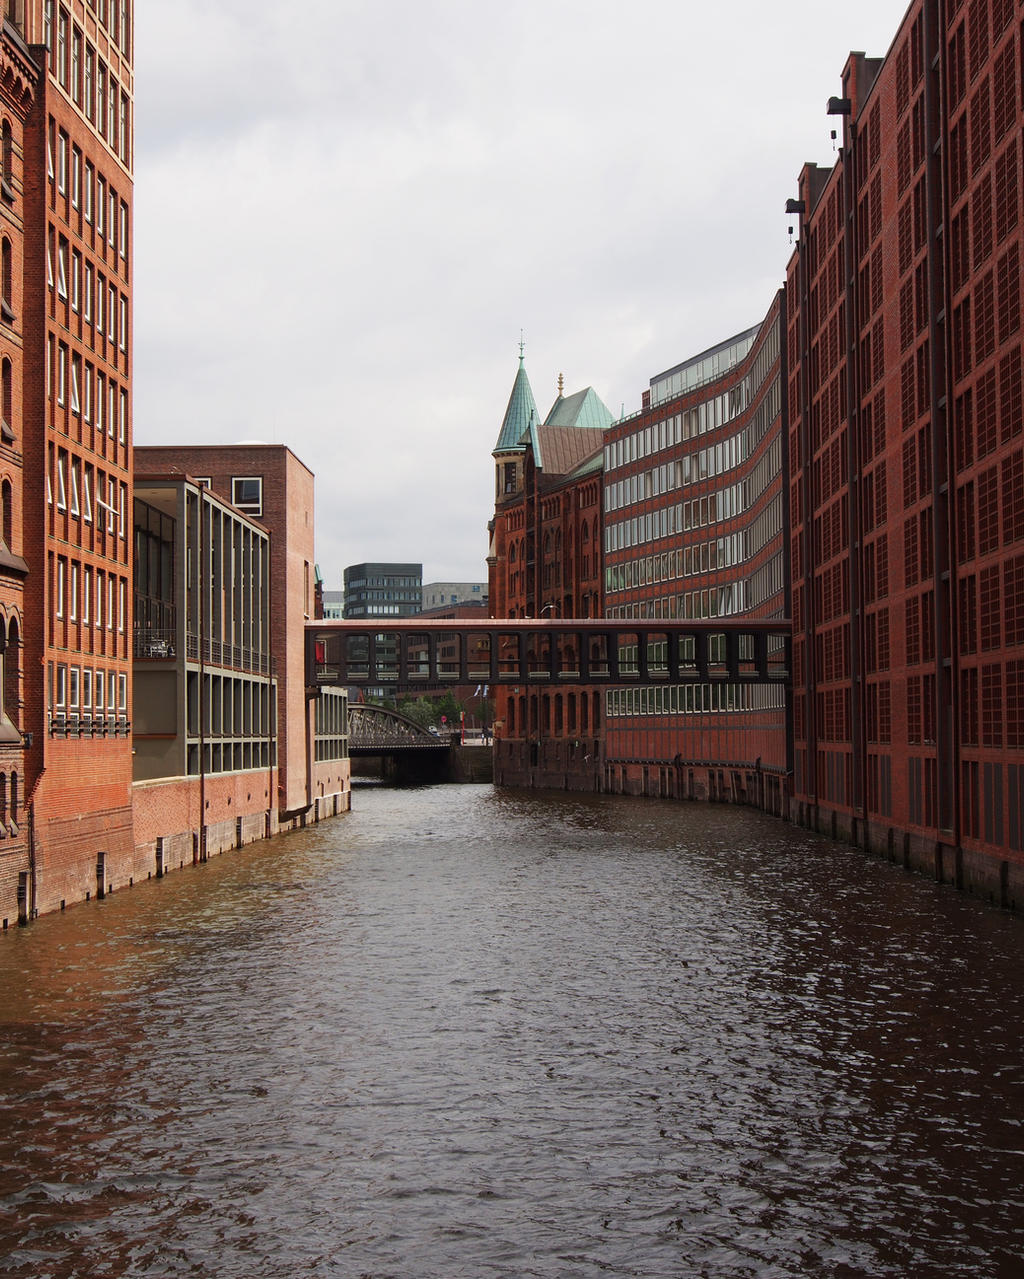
[231,476,263,516]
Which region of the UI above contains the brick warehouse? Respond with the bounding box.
[787,0,1024,904]
[0,12,35,925]
[488,356,610,790]
[0,2,135,924]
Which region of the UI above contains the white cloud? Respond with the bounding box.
[134,0,908,585]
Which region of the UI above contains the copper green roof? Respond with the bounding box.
[543,386,614,431]
[493,354,539,454]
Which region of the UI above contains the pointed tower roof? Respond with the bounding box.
[543,385,614,431]
[493,346,540,455]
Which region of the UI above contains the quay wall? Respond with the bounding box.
[496,742,1022,915]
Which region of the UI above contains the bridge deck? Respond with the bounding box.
[308,618,792,690]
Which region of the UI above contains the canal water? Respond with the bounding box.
[1,786,1023,1279]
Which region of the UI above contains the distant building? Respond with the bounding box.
[344,562,422,618]
[421,581,486,611]
[321,590,345,619]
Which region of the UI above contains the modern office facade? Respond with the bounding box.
[131,473,283,863]
[602,296,789,809]
[136,444,349,827]
[343,562,422,618]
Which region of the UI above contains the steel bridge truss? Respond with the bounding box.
[348,703,448,753]
[307,619,792,690]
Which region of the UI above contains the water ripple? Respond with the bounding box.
[2,786,1024,1277]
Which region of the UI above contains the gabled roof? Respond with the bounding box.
[531,425,606,477]
[543,386,614,431]
[493,354,539,454]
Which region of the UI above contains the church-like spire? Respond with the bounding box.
[493,340,540,454]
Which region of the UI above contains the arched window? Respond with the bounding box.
[9,772,17,825]
[1,357,11,440]
[507,699,515,733]
[0,237,12,322]
[2,479,11,547]
[4,616,19,728]
[1,120,12,199]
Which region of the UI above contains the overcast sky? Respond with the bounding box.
[133,0,907,588]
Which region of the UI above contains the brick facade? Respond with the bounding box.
[602,293,789,811]
[0,2,135,926]
[488,363,608,790]
[788,0,1024,903]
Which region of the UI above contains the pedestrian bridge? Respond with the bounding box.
[307,618,791,690]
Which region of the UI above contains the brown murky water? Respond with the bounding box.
[1,784,1023,1278]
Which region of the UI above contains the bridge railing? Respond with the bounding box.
[307,619,791,690]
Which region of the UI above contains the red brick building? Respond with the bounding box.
[602,294,789,810]
[0,2,135,924]
[488,357,609,788]
[0,16,36,925]
[787,0,1024,903]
